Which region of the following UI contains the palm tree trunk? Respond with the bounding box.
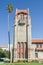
[8,13,10,60]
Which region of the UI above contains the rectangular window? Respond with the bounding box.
[40,44,42,48]
[36,44,39,48]
[35,53,38,58]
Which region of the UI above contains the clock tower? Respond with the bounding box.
[12,9,32,62]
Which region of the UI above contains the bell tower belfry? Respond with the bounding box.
[13,9,32,62]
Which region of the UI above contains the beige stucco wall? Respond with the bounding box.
[17,25,26,42]
[32,44,36,49]
[38,52,43,59]
[31,44,43,60]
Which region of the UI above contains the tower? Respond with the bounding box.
[13,9,32,62]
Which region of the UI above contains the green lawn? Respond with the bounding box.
[0,63,43,65]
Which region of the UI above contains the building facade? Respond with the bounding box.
[32,39,43,61]
[11,9,43,62]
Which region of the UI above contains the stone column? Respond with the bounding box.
[27,15,32,62]
[13,17,18,62]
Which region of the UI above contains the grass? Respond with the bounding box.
[0,62,43,65]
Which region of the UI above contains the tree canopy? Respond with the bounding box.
[7,4,13,13]
[0,49,9,58]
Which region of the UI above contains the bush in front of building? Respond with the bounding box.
[31,60,39,63]
[17,60,27,63]
[0,58,4,62]
[4,58,10,63]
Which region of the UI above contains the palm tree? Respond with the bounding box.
[7,4,13,61]
[7,4,13,13]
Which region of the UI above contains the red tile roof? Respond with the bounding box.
[0,46,8,48]
[32,39,43,43]
[16,10,28,15]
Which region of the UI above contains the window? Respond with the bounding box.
[36,44,39,48]
[40,44,42,48]
[35,53,38,58]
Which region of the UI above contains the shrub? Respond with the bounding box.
[31,60,39,63]
[4,60,10,63]
[0,58,4,61]
[4,58,10,63]
[18,60,23,62]
[18,60,27,63]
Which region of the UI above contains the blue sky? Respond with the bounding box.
[0,0,43,45]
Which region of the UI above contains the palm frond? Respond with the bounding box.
[7,4,13,13]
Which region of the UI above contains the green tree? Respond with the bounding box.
[4,50,10,58]
[0,49,9,58]
[7,4,13,13]
[0,49,3,58]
